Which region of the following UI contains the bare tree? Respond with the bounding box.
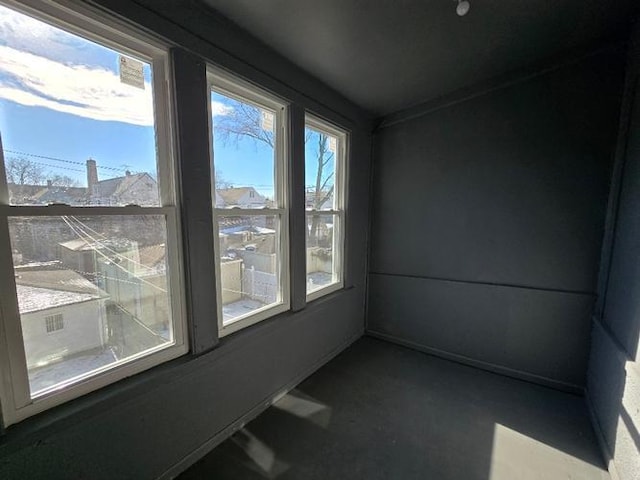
[214,168,231,191]
[307,132,334,247]
[6,157,45,202]
[214,99,274,148]
[6,157,45,185]
[213,100,334,245]
[49,174,80,187]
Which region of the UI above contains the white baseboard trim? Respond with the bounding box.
[157,331,362,480]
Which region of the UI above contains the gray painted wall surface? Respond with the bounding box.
[588,23,640,480]
[369,48,626,389]
[0,1,372,478]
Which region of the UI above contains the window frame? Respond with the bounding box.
[207,67,291,337]
[304,114,347,302]
[0,0,188,426]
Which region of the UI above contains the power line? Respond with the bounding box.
[4,148,139,173]
[69,216,164,274]
[5,155,121,180]
[61,216,167,293]
[5,156,84,173]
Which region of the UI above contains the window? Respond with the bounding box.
[208,69,289,336]
[45,314,64,333]
[305,116,346,300]
[0,0,186,425]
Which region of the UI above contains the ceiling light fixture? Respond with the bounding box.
[456,0,470,16]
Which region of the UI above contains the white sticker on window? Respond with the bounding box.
[329,136,337,154]
[261,110,274,132]
[119,56,145,89]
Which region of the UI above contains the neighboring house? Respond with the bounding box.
[14,264,108,370]
[214,190,224,206]
[89,171,158,206]
[7,183,86,205]
[217,186,266,208]
[7,184,44,204]
[305,188,333,210]
[7,159,158,207]
[219,224,275,252]
[59,238,101,280]
[31,184,87,205]
[59,237,139,281]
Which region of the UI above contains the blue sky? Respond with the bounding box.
[0,3,332,198]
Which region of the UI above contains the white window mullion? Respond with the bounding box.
[0,217,31,413]
[212,208,286,216]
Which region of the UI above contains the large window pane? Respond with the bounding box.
[8,215,174,397]
[217,214,281,325]
[305,116,345,300]
[305,126,337,211]
[0,4,160,206]
[306,213,339,294]
[210,90,276,207]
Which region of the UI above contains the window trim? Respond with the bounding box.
[207,67,291,337]
[304,114,347,302]
[0,0,188,426]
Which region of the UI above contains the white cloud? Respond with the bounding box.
[0,45,154,126]
[0,5,79,60]
[212,100,233,117]
[0,5,58,40]
[0,5,233,127]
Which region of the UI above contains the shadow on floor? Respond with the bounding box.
[178,337,608,480]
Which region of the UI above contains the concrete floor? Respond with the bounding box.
[178,337,609,480]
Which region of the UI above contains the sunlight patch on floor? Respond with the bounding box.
[272,390,333,428]
[488,424,608,480]
[232,428,290,479]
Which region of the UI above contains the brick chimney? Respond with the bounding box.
[86,158,98,190]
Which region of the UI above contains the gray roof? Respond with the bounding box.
[16,285,101,314]
[14,265,105,313]
[8,184,86,205]
[217,186,263,205]
[92,173,155,198]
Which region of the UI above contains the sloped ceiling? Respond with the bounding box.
[202,0,638,116]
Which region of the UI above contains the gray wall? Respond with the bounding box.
[0,1,372,478]
[368,47,626,391]
[588,24,640,480]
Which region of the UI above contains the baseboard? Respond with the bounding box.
[585,394,621,480]
[157,331,363,480]
[366,330,585,395]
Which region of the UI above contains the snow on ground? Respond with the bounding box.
[28,347,117,395]
[222,273,334,323]
[223,298,265,322]
[307,272,332,290]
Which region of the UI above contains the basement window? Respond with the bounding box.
[0,0,187,426]
[208,68,290,336]
[305,115,346,301]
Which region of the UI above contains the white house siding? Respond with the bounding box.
[21,299,106,369]
[235,191,265,208]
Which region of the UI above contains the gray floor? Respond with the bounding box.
[178,337,609,480]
